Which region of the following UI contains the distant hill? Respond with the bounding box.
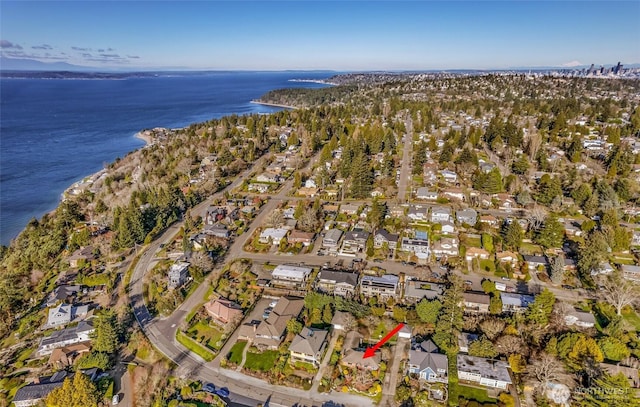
[0,56,93,71]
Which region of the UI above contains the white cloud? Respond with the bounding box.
[561,60,583,67]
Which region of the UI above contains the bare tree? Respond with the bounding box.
[526,131,542,161]
[527,352,567,393]
[599,271,639,315]
[298,208,321,232]
[264,209,284,228]
[341,313,357,331]
[479,317,506,340]
[191,251,214,274]
[495,334,524,356]
[550,255,565,285]
[529,205,547,230]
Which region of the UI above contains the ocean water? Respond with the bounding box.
[0,71,331,245]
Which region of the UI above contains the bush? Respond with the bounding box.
[75,351,112,370]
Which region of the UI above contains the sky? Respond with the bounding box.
[1,1,639,71]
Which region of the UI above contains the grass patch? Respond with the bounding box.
[187,321,224,351]
[371,322,387,340]
[611,254,636,265]
[520,242,543,255]
[176,330,215,362]
[227,341,247,365]
[622,307,640,331]
[244,350,279,371]
[458,385,496,403]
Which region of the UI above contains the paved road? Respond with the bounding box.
[397,116,414,203]
[380,337,409,407]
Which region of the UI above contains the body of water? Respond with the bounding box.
[0,71,332,245]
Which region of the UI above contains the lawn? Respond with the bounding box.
[622,308,640,331]
[227,341,247,365]
[520,242,543,255]
[458,385,497,403]
[176,331,215,362]
[244,350,279,371]
[479,259,496,273]
[187,321,224,350]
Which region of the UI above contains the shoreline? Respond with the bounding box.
[250,100,297,110]
[135,130,154,145]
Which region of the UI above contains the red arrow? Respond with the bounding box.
[363,323,405,359]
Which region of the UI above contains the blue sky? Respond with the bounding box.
[1,1,639,70]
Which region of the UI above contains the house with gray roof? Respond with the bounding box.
[316,270,358,297]
[340,229,370,255]
[456,208,478,226]
[271,264,312,289]
[168,261,190,290]
[46,303,89,327]
[45,285,81,307]
[431,206,452,223]
[457,355,512,389]
[621,264,640,282]
[289,327,329,366]
[565,309,596,328]
[501,292,535,313]
[12,371,68,407]
[416,187,438,201]
[360,274,399,299]
[403,281,444,303]
[408,340,448,383]
[37,320,94,356]
[374,229,399,249]
[322,228,343,249]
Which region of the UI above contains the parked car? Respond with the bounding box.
[112,395,120,405]
[203,383,216,394]
[269,301,278,308]
[215,387,230,398]
[373,259,383,263]
[262,307,273,319]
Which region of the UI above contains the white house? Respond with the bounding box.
[271,264,312,288]
[440,170,458,183]
[168,261,190,290]
[565,310,596,328]
[430,206,452,223]
[401,237,431,256]
[259,228,289,245]
[46,304,89,327]
[416,187,438,201]
[457,355,512,389]
[432,237,459,258]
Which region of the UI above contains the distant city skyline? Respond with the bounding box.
[1,1,639,71]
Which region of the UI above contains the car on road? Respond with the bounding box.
[112,395,119,405]
[501,276,510,280]
[215,387,230,398]
[203,383,216,393]
[373,259,383,263]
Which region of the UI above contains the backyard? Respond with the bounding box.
[186,321,224,351]
[244,349,280,372]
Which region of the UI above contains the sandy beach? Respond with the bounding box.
[250,100,297,110]
[135,130,154,145]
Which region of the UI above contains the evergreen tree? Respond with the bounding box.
[534,214,564,249]
[502,220,523,250]
[91,310,120,354]
[349,152,373,198]
[526,289,556,326]
[536,174,563,205]
[433,276,464,353]
[45,373,98,407]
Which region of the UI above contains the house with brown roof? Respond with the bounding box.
[462,292,491,313]
[68,246,96,268]
[47,342,91,369]
[288,230,315,246]
[253,296,304,349]
[496,251,519,267]
[340,331,380,371]
[205,298,243,326]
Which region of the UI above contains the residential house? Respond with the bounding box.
[289,327,329,367]
[37,321,94,356]
[340,229,370,255]
[501,293,535,313]
[479,215,499,227]
[288,230,315,246]
[523,255,549,271]
[256,172,282,183]
[341,331,381,371]
[440,170,458,183]
[203,223,231,238]
[458,332,480,353]
[374,229,399,249]
[408,340,448,383]
[600,363,640,388]
[205,298,243,326]
[68,246,96,268]
[168,261,190,290]
[457,355,513,389]
[407,205,428,221]
[304,179,317,188]
[271,265,312,289]
[282,207,296,219]
[360,274,399,299]
[316,270,359,297]
[388,205,406,218]
[416,188,438,201]
[430,206,452,223]
[564,309,596,328]
[46,303,89,327]
[403,281,444,303]
[297,187,319,198]
[47,343,90,369]
[592,262,615,276]
[322,229,343,249]
[632,229,640,247]
[440,221,456,234]
[432,237,459,258]
[442,188,466,202]
[462,292,491,313]
[253,296,304,349]
[259,228,289,245]
[564,220,583,237]
[12,371,69,407]
[494,194,516,211]
[456,209,478,226]
[621,264,640,282]
[248,183,269,193]
[45,285,81,307]
[340,204,360,216]
[401,237,431,258]
[205,206,227,225]
[465,247,490,262]
[496,251,519,267]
